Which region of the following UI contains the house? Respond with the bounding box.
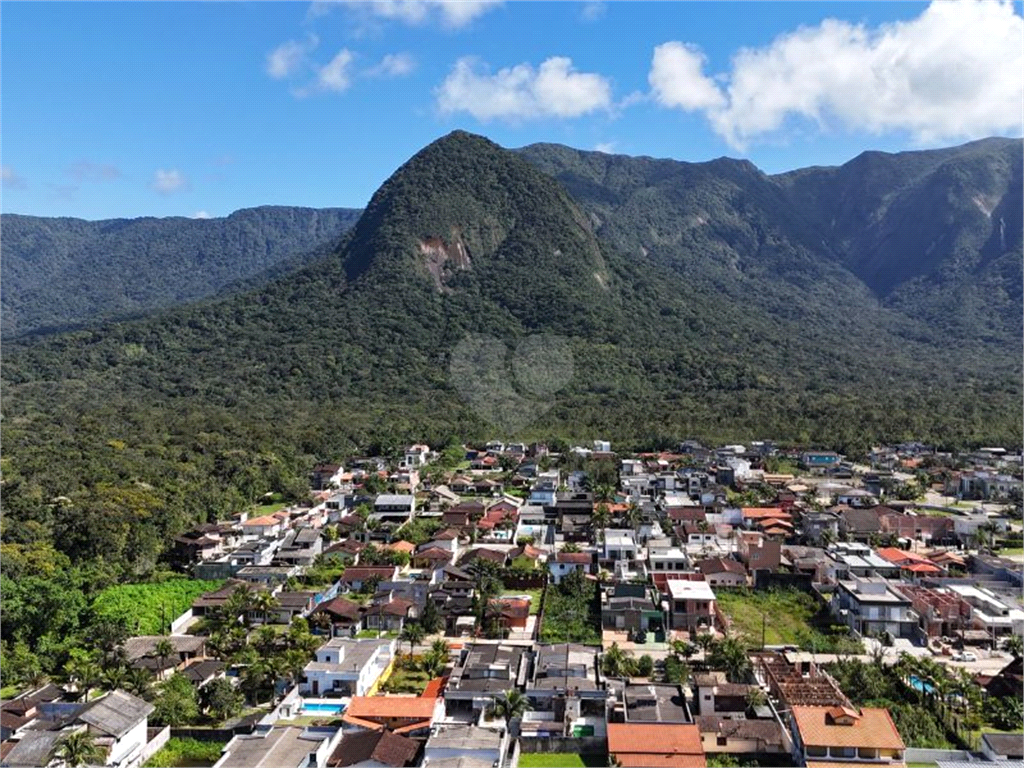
[983,657,1023,699]
[339,566,401,593]
[945,584,1024,638]
[490,597,530,632]
[831,577,916,639]
[241,514,284,538]
[622,683,691,723]
[327,729,420,768]
[342,696,437,736]
[3,690,158,768]
[602,583,663,634]
[737,532,781,574]
[664,578,717,631]
[650,539,691,573]
[413,547,453,569]
[523,644,606,740]
[878,511,953,545]
[215,726,339,768]
[235,565,300,587]
[838,508,883,543]
[548,551,593,584]
[789,705,905,767]
[801,511,839,546]
[800,452,841,471]
[826,542,901,580]
[980,733,1024,762]
[893,584,972,641]
[312,464,345,490]
[372,495,416,524]
[311,597,364,636]
[363,594,416,634]
[459,547,508,569]
[276,527,323,567]
[694,672,759,715]
[271,591,317,623]
[123,636,207,679]
[180,659,226,688]
[695,716,788,756]
[603,529,639,562]
[606,722,707,768]
[301,637,395,697]
[421,725,508,768]
[697,557,747,587]
[443,643,529,719]
[874,547,944,578]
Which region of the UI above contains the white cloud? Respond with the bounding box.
[318,49,355,91]
[594,142,616,154]
[436,56,612,121]
[648,42,725,112]
[266,35,318,79]
[66,161,121,182]
[192,211,212,219]
[649,0,1024,148]
[152,169,187,194]
[367,52,416,77]
[1,165,27,190]
[340,0,501,28]
[580,2,606,21]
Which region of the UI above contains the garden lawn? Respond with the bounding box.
[254,500,289,515]
[92,578,225,635]
[143,737,227,767]
[503,588,544,615]
[382,666,431,694]
[518,754,606,767]
[716,588,860,653]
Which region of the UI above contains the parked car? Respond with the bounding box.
[952,651,978,662]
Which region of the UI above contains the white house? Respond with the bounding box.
[422,725,508,768]
[603,529,638,562]
[301,638,396,697]
[548,551,593,584]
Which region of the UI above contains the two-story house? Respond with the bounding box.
[830,577,916,639]
[301,637,396,697]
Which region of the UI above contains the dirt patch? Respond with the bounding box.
[419,232,472,292]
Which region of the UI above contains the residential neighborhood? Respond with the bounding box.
[2,439,1022,768]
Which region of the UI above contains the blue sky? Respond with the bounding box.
[2,1,1021,220]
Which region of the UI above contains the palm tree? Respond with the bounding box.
[1002,634,1023,659]
[400,622,425,658]
[154,639,175,678]
[309,610,334,636]
[102,665,128,692]
[487,688,531,727]
[670,640,697,662]
[601,642,630,678]
[624,503,643,531]
[54,730,105,767]
[253,625,279,657]
[252,591,281,625]
[125,668,155,700]
[709,636,751,683]
[592,503,611,537]
[693,631,716,659]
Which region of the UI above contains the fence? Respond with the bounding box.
[169,609,194,634]
[518,735,607,755]
[136,726,170,766]
[170,727,241,740]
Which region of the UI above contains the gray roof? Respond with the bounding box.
[423,759,495,768]
[2,729,66,767]
[983,733,1024,759]
[426,726,501,751]
[293,527,321,544]
[624,684,689,723]
[218,727,328,768]
[375,494,415,506]
[123,635,205,661]
[77,690,154,738]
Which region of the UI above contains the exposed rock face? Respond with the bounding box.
[418,231,472,292]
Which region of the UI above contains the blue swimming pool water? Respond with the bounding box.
[303,703,346,714]
[909,675,934,694]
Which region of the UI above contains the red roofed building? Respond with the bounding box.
[875,548,944,578]
[790,705,905,767]
[607,723,707,768]
[342,696,437,735]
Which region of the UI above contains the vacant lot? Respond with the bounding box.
[716,588,860,653]
[502,588,544,615]
[518,754,606,767]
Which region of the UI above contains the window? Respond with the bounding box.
[806,746,827,758]
[717,737,728,747]
[832,747,856,758]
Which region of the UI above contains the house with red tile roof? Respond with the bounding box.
[789,705,905,768]
[342,696,438,735]
[875,547,944,578]
[607,722,707,768]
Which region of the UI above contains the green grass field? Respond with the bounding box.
[143,737,227,767]
[92,577,225,635]
[716,588,860,652]
[518,754,606,767]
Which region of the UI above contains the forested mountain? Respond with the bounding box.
[1,132,1021,659]
[0,205,361,337]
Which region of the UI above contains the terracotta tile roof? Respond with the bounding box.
[314,597,363,620]
[791,706,904,750]
[386,541,416,554]
[554,552,592,564]
[346,696,437,720]
[421,677,448,698]
[807,762,906,768]
[243,514,281,526]
[340,566,398,582]
[608,723,705,766]
[741,507,791,520]
[698,557,746,576]
[329,729,419,768]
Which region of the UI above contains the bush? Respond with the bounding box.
[637,655,654,676]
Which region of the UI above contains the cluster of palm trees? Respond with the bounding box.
[487,688,531,728]
[601,631,753,685]
[890,652,985,745]
[61,644,160,703]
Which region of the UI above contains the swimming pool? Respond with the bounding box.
[909,675,935,694]
[302,702,347,715]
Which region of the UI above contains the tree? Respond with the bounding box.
[708,636,751,683]
[670,639,697,661]
[694,632,716,657]
[602,642,630,678]
[561,542,581,554]
[591,504,611,541]
[154,639,176,677]
[252,591,281,624]
[125,668,155,700]
[419,598,442,634]
[53,730,105,767]
[637,655,654,677]
[102,665,128,692]
[746,686,768,711]
[151,673,200,727]
[199,677,244,722]
[624,503,643,531]
[487,688,531,726]
[1002,634,1023,659]
[400,622,425,657]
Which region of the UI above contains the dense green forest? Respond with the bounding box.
[1,205,361,337]
[1,132,1021,668]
